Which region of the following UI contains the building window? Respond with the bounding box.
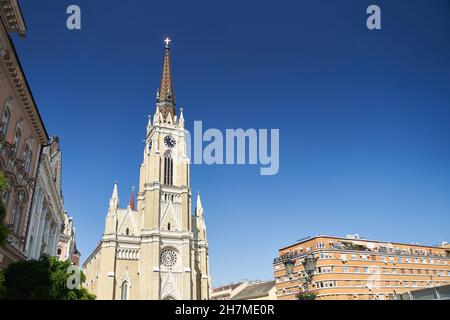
[22,142,33,173]
[2,189,9,211]
[13,126,22,155]
[351,255,357,260]
[164,154,173,185]
[1,106,11,135]
[317,242,324,249]
[343,267,349,273]
[125,228,129,235]
[12,201,21,234]
[363,267,368,273]
[354,267,359,273]
[121,281,128,300]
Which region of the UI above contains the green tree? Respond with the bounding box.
[296,292,317,300]
[0,173,8,245]
[0,255,95,300]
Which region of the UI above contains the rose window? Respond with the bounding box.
[160,249,178,268]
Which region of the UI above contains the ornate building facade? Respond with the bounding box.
[83,40,211,300]
[57,210,81,266]
[0,0,49,269]
[24,137,64,260]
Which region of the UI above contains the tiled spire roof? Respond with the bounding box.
[158,39,175,104]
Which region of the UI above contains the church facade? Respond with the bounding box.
[83,40,211,300]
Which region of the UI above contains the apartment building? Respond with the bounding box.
[274,235,450,300]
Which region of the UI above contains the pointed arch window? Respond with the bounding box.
[164,153,173,185]
[121,281,128,300]
[1,105,11,136]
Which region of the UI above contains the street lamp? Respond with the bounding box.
[300,253,317,292]
[282,254,296,279]
[303,253,317,278]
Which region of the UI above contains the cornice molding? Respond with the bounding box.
[0,0,26,35]
[0,31,48,144]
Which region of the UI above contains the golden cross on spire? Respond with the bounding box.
[164,37,171,48]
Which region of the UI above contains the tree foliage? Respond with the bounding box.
[296,292,317,300]
[0,255,95,300]
[0,173,8,245]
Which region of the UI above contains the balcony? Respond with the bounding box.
[274,241,448,264]
[0,132,34,187]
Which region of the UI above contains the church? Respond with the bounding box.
[82,39,211,300]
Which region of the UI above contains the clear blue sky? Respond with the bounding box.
[12,0,450,286]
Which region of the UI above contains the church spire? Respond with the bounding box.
[157,37,176,121]
[195,191,203,217]
[109,181,119,210]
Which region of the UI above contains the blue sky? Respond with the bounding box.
[12,0,450,286]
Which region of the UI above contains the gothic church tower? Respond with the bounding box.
[83,39,211,300]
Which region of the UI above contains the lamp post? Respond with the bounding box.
[300,253,317,293]
[283,255,296,279]
[282,252,317,299]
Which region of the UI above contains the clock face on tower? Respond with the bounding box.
[164,135,176,148]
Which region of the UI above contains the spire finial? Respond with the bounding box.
[109,181,119,209]
[196,192,203,217]
[164,37,171,49]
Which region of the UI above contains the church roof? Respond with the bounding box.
[230,281,275,300]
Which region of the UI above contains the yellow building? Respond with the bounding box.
[274,235,450,300]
